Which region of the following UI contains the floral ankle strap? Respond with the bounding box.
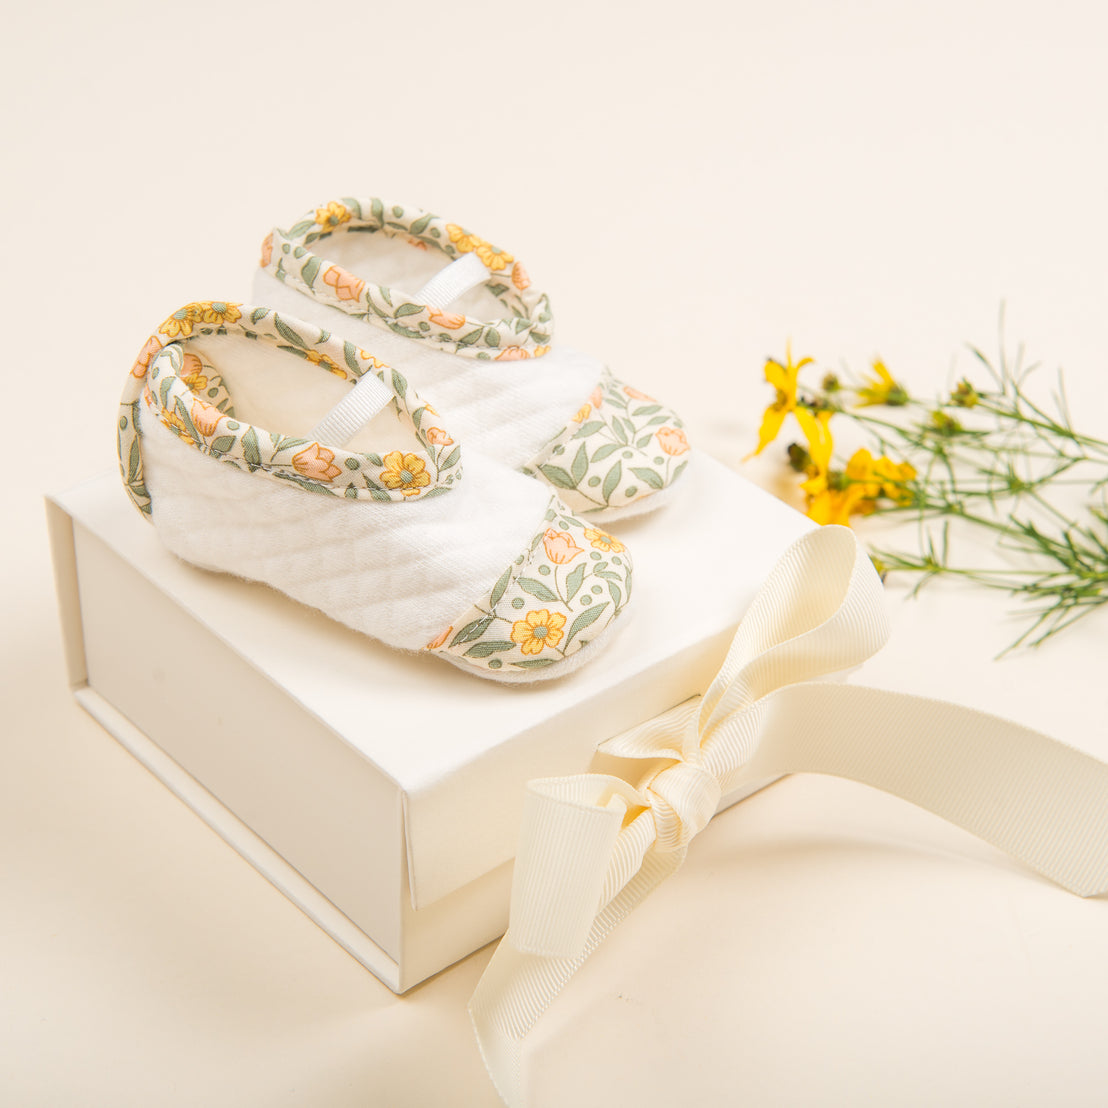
[260,197,554,360]
[118,303,463,516]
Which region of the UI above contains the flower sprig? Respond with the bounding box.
[747,324,1108,649]
[746,345,917,526]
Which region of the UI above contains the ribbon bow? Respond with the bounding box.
[470,526,1108,1108]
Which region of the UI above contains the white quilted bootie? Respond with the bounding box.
[253,197,691,521]
[118,302,633,683]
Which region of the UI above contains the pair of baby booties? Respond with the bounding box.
[118,197,691,684]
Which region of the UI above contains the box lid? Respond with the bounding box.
[57,454,812,910]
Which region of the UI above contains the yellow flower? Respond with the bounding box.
[444,224,513,271]
[196,301,243,327]
[510,609,566,656]
[583,527,625,553]
[380,451,432,497]
[158,305,199,339]
[802,448,915,525]
[871,454,917,504]
[572,403,591,424]
[804,482,872,525]
[802,469,872,526]
[446,223,481,253]
[747,344,814,458]
[473,240,513,272]
[315,201,351,231]
[304,348,347,378]
[856,359,908,407]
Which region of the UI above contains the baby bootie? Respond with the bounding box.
[253,197,691,521]
[118,302,633,683]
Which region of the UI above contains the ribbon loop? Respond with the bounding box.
[508,775,641,958]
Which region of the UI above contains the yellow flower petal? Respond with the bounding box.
[794,406,834,474]
[746,343,815,459]
[747,404,787,459]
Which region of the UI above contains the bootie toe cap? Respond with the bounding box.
[427,497,633,681]
[521,371,690,518]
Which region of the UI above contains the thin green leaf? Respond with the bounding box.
[489,565,513,609]
[571,443,589,486]
[572,420,605,440]
[538,464,576,490]
[241,426,262,468]
[273,315,308,349]
[301,256,322,288]
[464,640,515,658]
[450,615,494,647]
[601,461,622,501]
[518,577,559,602]
[566,601,609,646]
[285,219,314,239]
[631,467,665,490]
[344,342,361,374]
[565,563,586,601]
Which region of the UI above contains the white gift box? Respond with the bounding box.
[46,452,812,993]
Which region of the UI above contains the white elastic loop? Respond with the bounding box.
[309,373,394,447]
[414,252,489,310]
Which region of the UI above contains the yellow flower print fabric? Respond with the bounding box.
[521,370,690,516]
[261,197,554,360]
[118,303,463,516]
[429,499,633,676]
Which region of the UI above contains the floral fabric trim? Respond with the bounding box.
[428,498,632,675]
[521,371,690,516]
[118,302,462,516]
[261,197,554,360]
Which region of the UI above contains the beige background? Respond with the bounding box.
[3,1,1108,1104]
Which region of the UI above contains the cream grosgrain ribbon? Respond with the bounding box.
[469,525,1108,1107]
